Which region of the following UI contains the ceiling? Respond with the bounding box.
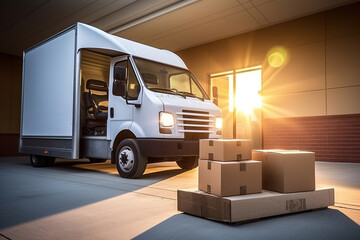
[0,0,358,56]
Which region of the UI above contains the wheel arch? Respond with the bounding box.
[111,130,136,164]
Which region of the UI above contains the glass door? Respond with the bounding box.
[210,72,234,139]
[210,67,263,149]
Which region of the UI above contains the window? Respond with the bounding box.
[134,57,209,100]
[170,73,190,92]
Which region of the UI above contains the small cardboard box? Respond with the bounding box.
[177,188,334,223]
[252,150,315,193]
[198,159,262,197]
[199,139,251,161]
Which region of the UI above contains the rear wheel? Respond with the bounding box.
[30,155,55,167]
[115,139,147,178]
[176,156,198,170]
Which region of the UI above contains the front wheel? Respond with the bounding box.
[115,139,147,178]
[176,156,198,170]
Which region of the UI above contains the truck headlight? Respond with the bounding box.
[160,112,174,127]
[215,117,222,129]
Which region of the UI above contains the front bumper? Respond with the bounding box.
[137,138,199,158]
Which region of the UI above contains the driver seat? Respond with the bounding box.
[83,79,108,135]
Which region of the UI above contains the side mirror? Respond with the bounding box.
[113,66,126,97]
[212,86,218,98]
[113,79,126,97]
[212,86,218,105]
[114,66,126,80]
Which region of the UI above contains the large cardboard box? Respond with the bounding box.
[177,188,334,223]
[252,150,315,193]
[198,160,262,197]
[199,139,251,161]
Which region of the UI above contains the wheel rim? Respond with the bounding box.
[118,146,135,173]
[31,156,38,164]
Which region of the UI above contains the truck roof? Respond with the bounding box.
[27,22,188,70]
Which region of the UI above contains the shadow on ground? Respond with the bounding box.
[134,208,360,240]
[0,157,184,229]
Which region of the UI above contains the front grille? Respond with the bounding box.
[176,110,214,140]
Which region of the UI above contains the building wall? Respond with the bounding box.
[0,3,359,161]
[177,2,360,162]
[0,53,23,156]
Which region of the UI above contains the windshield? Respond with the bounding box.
[134,57,209,100]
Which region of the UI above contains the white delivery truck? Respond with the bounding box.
[19,23,222,178]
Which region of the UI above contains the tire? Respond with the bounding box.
[30,155,48,167]
[176,156,198,170]
[89,158,107,163]
[115,139,147,178]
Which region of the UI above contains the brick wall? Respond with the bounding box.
[263,114,360,163]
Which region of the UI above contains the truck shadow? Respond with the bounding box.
[52,159,187,181]
[0,157,187,229]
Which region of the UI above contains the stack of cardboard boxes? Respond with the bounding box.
[198,139,262,197]
[178,140,334,223]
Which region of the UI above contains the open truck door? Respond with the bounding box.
[20,26,81,165]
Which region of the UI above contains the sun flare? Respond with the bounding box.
[234,69,262,115]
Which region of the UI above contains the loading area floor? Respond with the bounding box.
[0,157,359,240]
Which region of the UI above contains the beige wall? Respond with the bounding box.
[0,53,22,133]
[177,2,360,119]
[0,2,358,135]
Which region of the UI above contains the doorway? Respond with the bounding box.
[210,67,262,149]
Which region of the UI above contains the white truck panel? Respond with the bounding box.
[76,23,187,69]
[22,29,76,137]
[131,88,165,138]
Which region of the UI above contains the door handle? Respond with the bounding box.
[110,107,114,118]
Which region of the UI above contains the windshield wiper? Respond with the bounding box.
[149,87,185,98]
[149,88,204,101]
[178,91,204,101]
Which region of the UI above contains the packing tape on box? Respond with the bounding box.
[239,163,246,171]
[178,190,232,221]
[240,185,247,195]
[207,185,212,194]
[237,154,243,161]
[236,141,241,147]
[209,140,214,146]
[208,153,214,160]
[184,191,203,217]
[207,161,211,170]
[200,193,231,221]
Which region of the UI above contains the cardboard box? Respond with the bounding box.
[198,160,262,197]
[177,188,334,223]
[252,150,315,193]
[199,139,251,161]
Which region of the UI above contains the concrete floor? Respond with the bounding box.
[0,157,359,240]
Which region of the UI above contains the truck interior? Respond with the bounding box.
[80,50,110,137]
[82,79,108,136]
